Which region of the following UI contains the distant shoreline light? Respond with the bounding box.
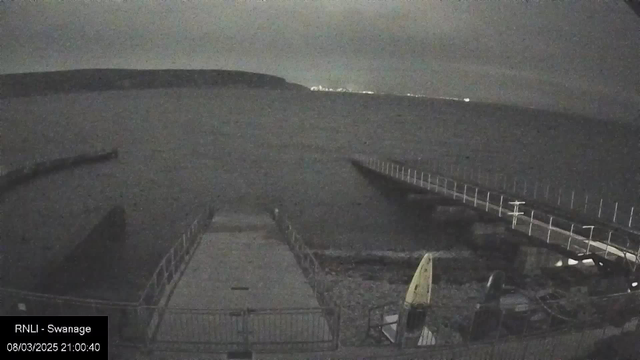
[310,85,375,94]
[311,86,470,102]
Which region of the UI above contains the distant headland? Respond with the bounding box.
[0,69,309,98]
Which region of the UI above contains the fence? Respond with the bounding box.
[136,203,215,344]
[271,208,342,346]
[0,203,215,348]
[138,203,215,308]
[149,306,338,353]
[356,329,637,360]
[355,156,640,272]
[363,291,639,359]
[402,157,639,232]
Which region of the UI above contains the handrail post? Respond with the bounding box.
[242,309,250,351]
[567,224,574,250]
[598,198,603,218]
[420,172,424,187]
[545,183,550,200]
[584,194,589,214]
[474,188,478,207]
[613,202,619,223]
[499,195,503,216]
[453,181,457,199]
[463,185,467,204]
[570,190,575,209]
[629,207,634,228]
[547,217,553,243]
[584,226,595,253]
[557,188,563,206]
[605,231,612,257]
[486,192,490,211]
[529,211,534,236]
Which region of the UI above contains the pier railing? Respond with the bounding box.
[272,208,342,346]
[394,158,639,233]
[355,156,640,272]
[138,204,215,308]
[136,203,215,343]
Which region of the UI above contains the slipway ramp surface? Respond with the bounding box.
[150,210,333,353]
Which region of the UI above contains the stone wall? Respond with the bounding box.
[0,148,118,194]
[37,205,126,296]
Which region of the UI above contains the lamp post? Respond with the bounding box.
[508,201,525,229]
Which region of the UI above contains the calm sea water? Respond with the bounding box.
[2,88,639,299]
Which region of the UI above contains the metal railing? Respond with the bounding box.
[404,158,639,232]
[362,292,639,359]
[355,156,640,271]
[138,203,215,308]
[135,203,215,345]
[356,329,637,360]
[271,208,342,346]
[149,306,339,353]
[1,202,342,353]
[0,203,216,348]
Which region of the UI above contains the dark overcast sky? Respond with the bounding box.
[2,0,639,122]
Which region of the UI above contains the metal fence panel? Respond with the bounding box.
[148,307,338,353]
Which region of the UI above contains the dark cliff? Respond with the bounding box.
[0,69,309,98]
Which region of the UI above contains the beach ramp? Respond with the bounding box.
[149,211,337,353]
